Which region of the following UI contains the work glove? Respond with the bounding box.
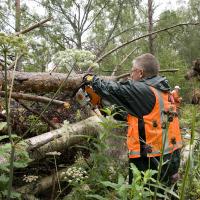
[82,74,94,84]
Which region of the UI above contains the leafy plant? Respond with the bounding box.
[27,115,48,134]
[0,135,31,199]
[61,111,126,200]
[179,105,200,200]
[51,48,99,73]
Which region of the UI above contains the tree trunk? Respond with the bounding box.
[0,71,83,93]
[15,0,21,32]
[27,115,102,160]
[0,116,102,165]
[148,0,154,54]
[0,70,177,94]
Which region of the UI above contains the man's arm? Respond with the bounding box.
[91,76,156,118]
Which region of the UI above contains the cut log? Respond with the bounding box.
[16,120,127,195]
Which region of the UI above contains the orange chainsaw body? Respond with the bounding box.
[85,86,101,106]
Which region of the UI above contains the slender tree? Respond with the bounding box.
[15,0,20,32]
[148,0,154,54]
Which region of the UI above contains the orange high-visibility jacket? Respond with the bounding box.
[127,87,182,158]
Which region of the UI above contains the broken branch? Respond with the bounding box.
[0,91,68,106]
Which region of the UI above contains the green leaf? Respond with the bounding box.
[0,122,7,132]
[118,174,125,185]
[0,163,9,172]
[0,135,9,141]
[101,181,117,188]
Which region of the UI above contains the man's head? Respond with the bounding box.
[130,53,160,81]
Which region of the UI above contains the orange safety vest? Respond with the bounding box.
[127,87,182,158]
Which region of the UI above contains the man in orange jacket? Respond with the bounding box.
[171,86,182,113]
[84,53,182,189]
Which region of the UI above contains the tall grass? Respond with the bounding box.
[180,106,197,200]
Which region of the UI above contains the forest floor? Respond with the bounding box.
[1,103,200,199]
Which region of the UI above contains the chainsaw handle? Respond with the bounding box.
[72,82,88,97]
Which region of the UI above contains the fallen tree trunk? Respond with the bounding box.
[0,116,102,164]
[0,70,177,94]
[0,71,83,93]
[26,115,102,160]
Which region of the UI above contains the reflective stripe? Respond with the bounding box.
[148,150,161,154]
[128,151,140,155]
[148,142,182,155]
[153,88,169,153]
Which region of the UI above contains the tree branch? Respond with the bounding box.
[0,91,68,106]
[111,47,138,76]
[97,0,123,57]
[15,17,52,36]
[96,22,200,63]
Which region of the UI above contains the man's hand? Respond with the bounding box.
[83,74,94,84]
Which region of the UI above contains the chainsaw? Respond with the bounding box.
[74,78,125,119]
[74,81,102,108]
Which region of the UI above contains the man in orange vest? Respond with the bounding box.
[84,53,182,188]
[171,86,182,113]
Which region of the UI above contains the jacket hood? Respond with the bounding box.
[141,76,171,92]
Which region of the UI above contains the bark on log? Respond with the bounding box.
[0,71,83,93]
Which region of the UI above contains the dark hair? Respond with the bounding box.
[132,53,160,77]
